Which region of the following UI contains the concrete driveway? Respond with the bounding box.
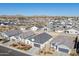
[26,46,40,56]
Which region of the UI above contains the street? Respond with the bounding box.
[0,45,31,56]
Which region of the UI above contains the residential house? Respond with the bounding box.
[0,21,16,26]
[65,20,73,28]
[1,29,22,40]
[47,20,65,32]
[65,28,79,35]
[55,27,64,33]
[18,30,35,43]
[19,26,26,32]
[30,26,38,31]
[51,35,74,54]
[26,32,53,49]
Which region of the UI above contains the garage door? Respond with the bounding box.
[34,43,40,48]
[58,48,69,53]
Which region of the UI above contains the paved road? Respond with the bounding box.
[0,45,31,56]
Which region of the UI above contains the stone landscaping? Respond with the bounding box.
[10,42,32,51]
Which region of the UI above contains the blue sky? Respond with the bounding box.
[0,3,79,16]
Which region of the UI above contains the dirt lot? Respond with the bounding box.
[0,26,18,32]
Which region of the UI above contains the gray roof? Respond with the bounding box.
[29,32,52,44]
[19,30,35,39]
[51,35,74,49]
[3,29,22,37]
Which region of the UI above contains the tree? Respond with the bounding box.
[74,36,78,49]
[76,42,79,54]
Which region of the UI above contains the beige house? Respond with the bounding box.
[26,32,53,49]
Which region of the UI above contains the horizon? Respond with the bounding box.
[0,14,79,17]
[0,3,79,16]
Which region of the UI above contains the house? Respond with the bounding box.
[47,21,65,32]
[51,35,74,54]
[61,21,65,25]
[55,27,64,33]
[47,21,54,29]
[1,29,22,40]
[18,30,35,43]
[0,21,16,26]
[30,26,38,31]
[65,21,73,28]
[19,26,26,32]
[26,32,53,49]
[65,28,79,35]
[31,26,43,31]
[1,29,36,43]
[42,26,51,32]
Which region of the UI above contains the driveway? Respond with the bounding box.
[53,51,69,56]
[26,46,40,56]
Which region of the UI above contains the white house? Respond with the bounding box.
[51,35,74,54]
[55,30,64,33]
[55,27,64,33]
[1,29,36,43]
[18,30,35,43]
[61,21,65,25]
[20,27,26,31]
[65,28,79,35]
[26,32,53,49]
[30,26,38,31]
[0,23,5,26]
[1,29,22,40]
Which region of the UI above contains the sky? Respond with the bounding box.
[0,3,79,16]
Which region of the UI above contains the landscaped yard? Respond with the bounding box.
[38,44,56,56]
[39,48,55,56]
[10,42,32,51]
[69,49,78,56]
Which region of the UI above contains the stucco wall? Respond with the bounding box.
[24,38,53,49]
[1,33,9,40]
[25,39,34,46]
